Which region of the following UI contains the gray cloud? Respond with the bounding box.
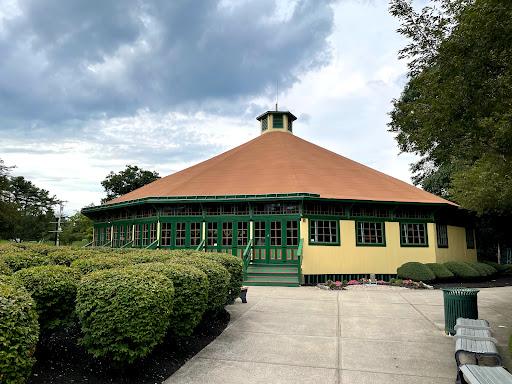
[0,0,336,128]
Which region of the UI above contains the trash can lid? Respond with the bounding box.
[441,287,480,295]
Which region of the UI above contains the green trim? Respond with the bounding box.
[355,220,386,247]
[308,219,340,246]
[145,239,158,249]
[121,240,133,249]
[399,222,429,247]
[195,239,205,251]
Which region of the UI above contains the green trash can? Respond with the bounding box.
[441,287,479,334]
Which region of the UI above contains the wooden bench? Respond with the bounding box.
[459,364,512,384]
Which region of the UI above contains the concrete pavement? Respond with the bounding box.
[165,286,512,384]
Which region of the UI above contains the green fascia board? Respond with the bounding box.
[256,111,297,121]
[82,194,453,218]
[82,193,321,215]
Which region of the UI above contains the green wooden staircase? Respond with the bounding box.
[244,263,300,287]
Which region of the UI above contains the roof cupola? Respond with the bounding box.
[256,110,297,135]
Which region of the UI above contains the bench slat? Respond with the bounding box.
[460,364,512,384]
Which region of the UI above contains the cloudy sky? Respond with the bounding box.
[0,0,427,215]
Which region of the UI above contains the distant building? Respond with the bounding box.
[82,110,476,286]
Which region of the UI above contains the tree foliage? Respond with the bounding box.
[388,0,512,215]
[101,165,160,203]
[0,159,60,241]
[59,211,93,245]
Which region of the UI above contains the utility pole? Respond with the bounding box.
[49,201,66,246]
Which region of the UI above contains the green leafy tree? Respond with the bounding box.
[101,165,160,203]
[59,211,93,245]
[388,0,512,215]
[0,159,20,239]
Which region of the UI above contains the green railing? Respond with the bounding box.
[297,238,304,285]
[81,241,93,248]
[102,241,112,248]
[242,239,253,279]
[195,239,205,251]
[121,240,133,249]
[145,240,158,249]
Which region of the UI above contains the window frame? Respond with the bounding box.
[400,222,429,247]
[355,220,386,247]
[308,219,340,246]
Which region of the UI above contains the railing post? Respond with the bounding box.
[297,238,304,285]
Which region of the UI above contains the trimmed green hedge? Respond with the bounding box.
[397,262,436,282]
[0,252,50,272]
[47,250,94,267]
[120,250,174,265]
[198,252,244,304]
[0,278,40,383]
[0,260,12,275]
[14,265,81,331]
[443,261,480,279]
[425,263,454,280]
[475,262,496,276]
[170,257,229,314]
[70,256,132,275]
[482,261,508,273]
[465,262,490,277]
[133,262,208,337]
[76,268,174,364]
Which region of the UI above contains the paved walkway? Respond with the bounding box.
[165,286,512,384]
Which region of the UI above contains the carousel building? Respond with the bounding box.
[82,110,477,286]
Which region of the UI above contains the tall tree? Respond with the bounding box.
[6,176,59,241]
[101,165,160,203]
[0,159,19,239]
[388,0,512,215]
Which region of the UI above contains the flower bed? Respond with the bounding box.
[322,278,429,290]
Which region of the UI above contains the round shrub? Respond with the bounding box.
[121,250,173,265]
[70,256,132,275]
[397,262,435,282]
[170,257,229,314]
[76,268,174,364]
[425,263,454,280]
[199,252,244,304]
[0,279,39,383]
[443,261,480,279]
[464,262,489,277]
[133,262,208,337]
[476,262,497,275]
[482,261,508,273]
[14,265,81,331]
[47,249,94,267]
[0,252,51,272]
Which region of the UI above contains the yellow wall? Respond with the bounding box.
[300,219,473,275]
[435,225,477,263]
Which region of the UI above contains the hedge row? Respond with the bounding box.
[0,245,245,377]
[397,260,503,282]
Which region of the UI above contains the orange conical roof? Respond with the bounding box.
[105,131,454,206]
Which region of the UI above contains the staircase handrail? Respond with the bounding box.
[145,239,158,249]
[195,239,205,251]
[102,241,112,248]
[297,238,304,285]
[81,241,93,248]
[121,240,133,249]
[242,239,253,279]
